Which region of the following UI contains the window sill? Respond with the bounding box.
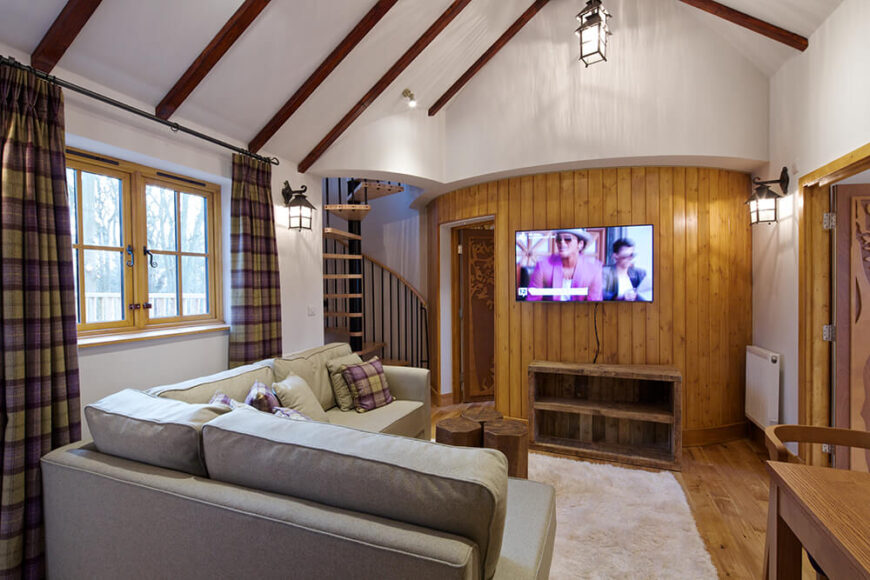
[77,323,230,348]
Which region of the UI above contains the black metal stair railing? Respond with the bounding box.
[322,178,429,368]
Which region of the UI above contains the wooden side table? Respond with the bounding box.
[484,419,528,479]
[435,417,482,447]
[461,406,503,427]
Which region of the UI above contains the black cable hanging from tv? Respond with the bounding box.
[592,302,600,364]
[0,55,279,166]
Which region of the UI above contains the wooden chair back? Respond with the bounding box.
[764,424,870,465]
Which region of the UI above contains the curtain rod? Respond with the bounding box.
[0,56,279,166]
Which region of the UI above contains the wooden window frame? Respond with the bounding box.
[67,148,224,340]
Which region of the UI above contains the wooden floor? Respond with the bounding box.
[432,401,813,580]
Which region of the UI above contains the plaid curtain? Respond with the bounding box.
[229,154,282,366]
[0,64,81,578]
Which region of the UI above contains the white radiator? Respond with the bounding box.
[745,345,781,428]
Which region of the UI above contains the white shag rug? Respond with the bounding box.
[528,453,717,580]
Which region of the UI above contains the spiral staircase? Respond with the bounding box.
[322,178,429,368]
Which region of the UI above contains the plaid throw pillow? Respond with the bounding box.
[245,381,280,413]
[209,391,250,410]
[272,406,311,422]
[341,358,393,412]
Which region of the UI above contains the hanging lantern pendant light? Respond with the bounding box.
[576,0,611,67]
[282,181,316,230]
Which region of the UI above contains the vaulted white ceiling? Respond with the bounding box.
[0,0,844,177]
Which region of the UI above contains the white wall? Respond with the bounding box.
[441,0,769,184]
[756,0,870,428]
[0,41,324,430]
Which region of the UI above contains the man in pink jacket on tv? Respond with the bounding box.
[525,229,604,301]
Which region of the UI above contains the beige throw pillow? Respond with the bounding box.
[325,353,363,411]
[272,374,329,422]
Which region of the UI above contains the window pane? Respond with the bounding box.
[82,172,121,247]
[181,256,208,315]
[180,193,207,253]
[83,249,124,323]
[66,168,77,244]
[72,249,80,324]
[146,185,177,251]
[148,254,178,318]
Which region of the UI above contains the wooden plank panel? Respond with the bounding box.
[672,168,688,428]
[602,169,619,364]
[533,174,549,363]
[509,178,524,418]
[520,176,535,420]
[685,167,700,429]
[546,173,561,362]
[697,169,712,428]
[560,171,576,362]
[658,168,674,365]
[708,169,723,427]
[631,167,646,364]
[574,170,590,363]
[495,179,510,413]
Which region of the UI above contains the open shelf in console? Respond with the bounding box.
[528,361,682,470]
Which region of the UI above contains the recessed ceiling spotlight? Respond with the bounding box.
[402,88,417,108]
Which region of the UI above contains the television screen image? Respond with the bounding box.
[515,225,653,302]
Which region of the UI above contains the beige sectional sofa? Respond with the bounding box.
[40,343,556,579]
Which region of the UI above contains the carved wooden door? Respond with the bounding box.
[461,229,495,402]
[835,184,870,471]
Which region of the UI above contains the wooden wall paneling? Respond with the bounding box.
[659,168,675,365]
[426,166,752,443]
[646,167,660,365]
[546,172,562,362]
[810,186,831,463]
[685,168,700,429]
[631,167,647,365]
[560,172,576,361]
[673,168,688,423]
[508,178,522,419]
[520,176,535,420]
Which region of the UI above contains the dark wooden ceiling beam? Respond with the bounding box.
[298,0,473,174]
[156,0,271,120]
[429,0,549,117]
[678,0,808,51]
[31,0,103,72]
[249,0,399,154]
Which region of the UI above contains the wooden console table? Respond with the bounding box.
[528,361,682,470]
[766,461,870,579]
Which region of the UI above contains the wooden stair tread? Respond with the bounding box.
[351,180,404,202]
[323,253,362,260]
[323,274,362,280]
[355,342,386,358]
[323,227,361,241]
[378,358,409,367]
[324,204,371,222]
[324,293,363,299]
[324,311,363,318]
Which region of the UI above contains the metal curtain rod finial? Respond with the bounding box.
[0,54,279,166]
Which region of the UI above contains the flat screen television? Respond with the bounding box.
[515,224,653,302]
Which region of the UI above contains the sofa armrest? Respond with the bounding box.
[384,366,431,439]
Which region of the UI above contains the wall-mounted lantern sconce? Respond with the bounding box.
[282,181,315,230]
[402,88,417,108]
[747,166,789,225]
[575,0,611,67]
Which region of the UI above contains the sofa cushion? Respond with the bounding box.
[272,407,311,421]
[245,381,281,413]
[325,400,425,438]
[325,353,364,411]
[342,357,393,411]
[273,343,353,411]
[147,362,274,404]
[85,389,228,477]
[208,392,251,410]
[272,374,328,422]
[202,411,508,579]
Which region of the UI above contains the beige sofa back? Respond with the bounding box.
[273,342,353,411]
[146,361,274,403]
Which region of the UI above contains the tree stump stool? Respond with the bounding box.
[435,417,482,447]
[483,419,529,479]
[461,406,503,428]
